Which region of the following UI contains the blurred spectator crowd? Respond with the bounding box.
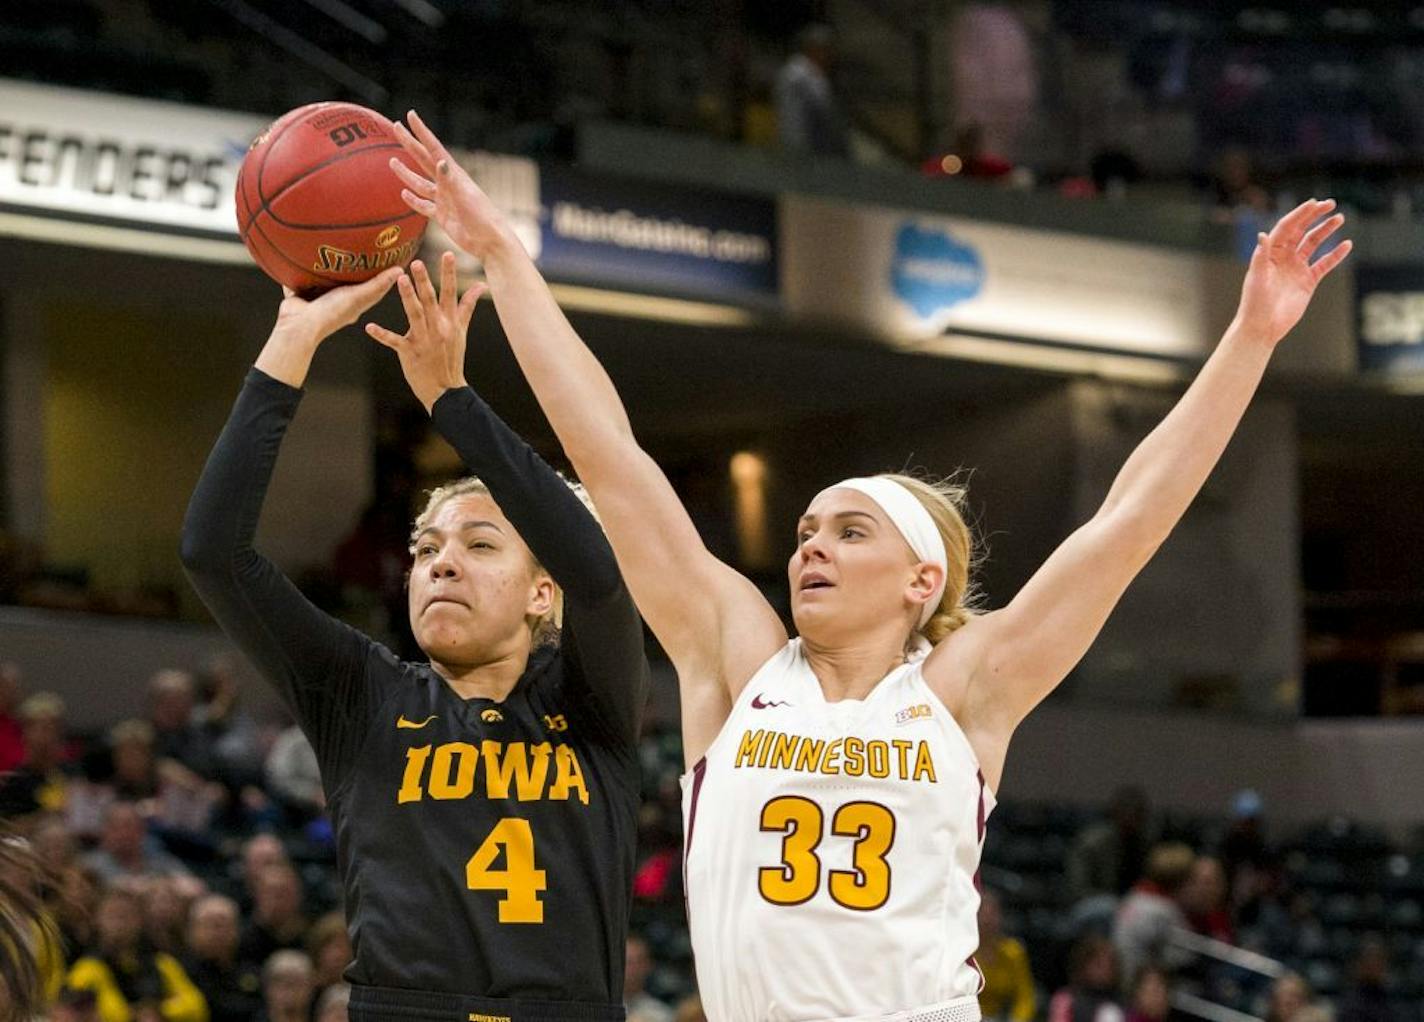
[6,654,1424,1021]
[8,1,1424,220]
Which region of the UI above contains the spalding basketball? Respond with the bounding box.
[236,102,427,295]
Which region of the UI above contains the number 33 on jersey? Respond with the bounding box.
[682,641,994,1022]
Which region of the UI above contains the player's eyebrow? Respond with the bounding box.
[414,520,506,542]
[796,510,878,528]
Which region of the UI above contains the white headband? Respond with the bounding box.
[817,477,948,629]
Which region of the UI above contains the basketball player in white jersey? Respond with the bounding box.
[386,114,1349,1022]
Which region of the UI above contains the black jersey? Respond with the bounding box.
[181,370,648,1022]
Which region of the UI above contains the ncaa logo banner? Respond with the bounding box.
[1355,263,1424,373]
[0,79,268,240]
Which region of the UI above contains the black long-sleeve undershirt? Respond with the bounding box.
[180,368,648,792]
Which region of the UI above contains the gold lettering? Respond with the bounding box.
[314,246,344,272]
[842,737,866,776]
[912,741,937,783]
[313,242,417,274]
[770,732,797,770]
[867,740,889,778]
[397,745,432,803]
[820,738,843,774]
[892,739,913,779]
[549,744,590,805]
[480,741,551,801]
[756,729,776,768]
[735,729,765,768]
[793,737,825,773]
[430,742,478,799]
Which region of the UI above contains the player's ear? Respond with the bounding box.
[907,561,944,605]
[526,573,555,618]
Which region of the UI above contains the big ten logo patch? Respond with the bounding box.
[894,703,933,726]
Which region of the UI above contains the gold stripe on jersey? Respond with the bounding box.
[733,729,938,783]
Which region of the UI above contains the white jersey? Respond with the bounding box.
[681,639,994,1022]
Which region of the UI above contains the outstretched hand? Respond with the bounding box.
[270,269,402,348]
[365,252,485,412]
[390,111,514,260]
[1235,198,1352,346]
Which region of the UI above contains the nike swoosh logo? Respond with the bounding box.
[751,694,790,709]
[396,715,438,729]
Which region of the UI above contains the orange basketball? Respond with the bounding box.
[236,102,427,295]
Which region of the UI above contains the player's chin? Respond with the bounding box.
[415,621,477,659]
[789,597,833,634]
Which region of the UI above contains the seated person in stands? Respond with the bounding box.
[305,911,352,1002]
[143,671,216,781]
[238,863,309,966]
[1125,965,1178,1022]
[1265,972,1315,1022]
[183,894,262,1022]
[976,888,1037,1021]
[65,885,207,1022]
[1113,842,1196,982]
[81,802,191,885]
[0,693,72,819]
[256,950,315,1022]
[1048,935,1122,1022]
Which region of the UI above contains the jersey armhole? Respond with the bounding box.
[678,640,793,785]
[913,669,999,807]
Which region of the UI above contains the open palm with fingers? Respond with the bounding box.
[1236,198,1352,346]
[365,251,485,412]
[389,111,512,260]
[270,269,402,348]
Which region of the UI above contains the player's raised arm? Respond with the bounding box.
[389,113,785,761]
[180,271,401,784]
[929,200,1351,777]
[366,252,650,745]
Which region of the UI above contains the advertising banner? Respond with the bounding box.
[781,194,1221,359]
[426,151,778,307]
[537,164,777,304]
[1355,263,1424,373]
[0,79,268,239]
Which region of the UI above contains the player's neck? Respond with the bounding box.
[801,628,909,702]
[431,643,529,702]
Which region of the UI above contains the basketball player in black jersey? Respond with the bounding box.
[181,259,649,1022]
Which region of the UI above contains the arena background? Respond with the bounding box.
[3,2,1424,1021]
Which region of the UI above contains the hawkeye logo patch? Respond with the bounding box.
[481,708,504,724]
[396,715,437,730]
[894,703,933,726]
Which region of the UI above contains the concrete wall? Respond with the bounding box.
[2,240,375,617]
[0,606,284,731]
[1008,699,1424,831]
[1067,385,1302,716]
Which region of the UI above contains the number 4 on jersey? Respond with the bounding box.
[467,818,547,923]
